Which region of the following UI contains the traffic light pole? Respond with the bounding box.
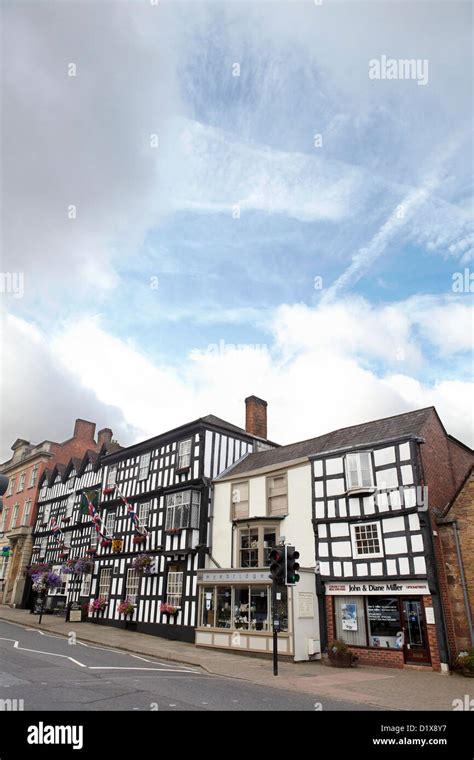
[272,579,278,676]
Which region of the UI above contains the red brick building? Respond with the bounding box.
[0,420,114,606]
[435,466,474,660]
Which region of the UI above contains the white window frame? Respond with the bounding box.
[0,555,8,580]
[231,481,249,519]
[65,493,75,519]
[22,499,32,525]
[43,504,51,524]
[80,574,92,597]
[7,478,15,497]
[40,536,47,555]
[177,439,192,470]
[30,465,39,487]
[165,491,200,530]
[49,565,67,596]
[90,529,98,548]
[11,503,19,529]
[350,521,384,559]
[98,567,112,601]
[267,472,288,516]
[17,472,26,492]
[345,452,375,493]
[105,512,116,538]
[1,508,9,533]
[107,465,117,487]
[125,568,140,604]
[67,472,76,491]
[166,567,183,608]
[138,502,150,529]
[138,452,151,481]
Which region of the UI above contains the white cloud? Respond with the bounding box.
[3,290,471,460]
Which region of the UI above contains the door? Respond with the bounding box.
[402,598,431,664]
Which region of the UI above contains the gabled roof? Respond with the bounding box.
[219,407,437,478]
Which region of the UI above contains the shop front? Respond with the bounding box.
[324,581,441,670]
[196,568,292,657]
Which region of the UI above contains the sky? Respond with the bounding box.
[1,0,473,459]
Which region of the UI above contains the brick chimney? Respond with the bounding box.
[245,396,268,439]
[97,428,113,447]
[73,419,96,441]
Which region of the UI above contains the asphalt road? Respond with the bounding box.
[0,620,378,711]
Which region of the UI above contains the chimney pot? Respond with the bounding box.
[245,396,268,439]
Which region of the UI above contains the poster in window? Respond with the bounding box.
[341,602,357,631]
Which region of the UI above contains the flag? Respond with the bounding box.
[116,485,148,535]
[80,489,99,516]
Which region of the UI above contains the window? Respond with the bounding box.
[63,532,71,548]
[138,502,150,529]
[177,439,192,470]
[166,564,183,608]
[7,478,15,497]
[11,504,19,529]
[67,472,76,491]
[90,529,98,548]
[107,465,117,487]
[30,465,39,487]
[43,504,51,524]
[65,493,75,519]
[17,472,26,492]
[231,481,249,519]
[22,499,32,525]
[138,453,151,481]
[80,574,92,597]
[367,597,402,648]
[334,596,368,646]
[350,521,383,558]
[125,568,140,604]
[0,555,8,580]
[40,536,47,555]
[238,524,278,568]
[105,512,116,538]
[98,568,112,600]
[199,585,288,632]
[165,491,200,530]
[345,452,374,492]
[49,565,67,596]
[267,473,288,516]
[1,508,10,533]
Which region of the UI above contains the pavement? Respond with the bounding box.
[0,605,469,711]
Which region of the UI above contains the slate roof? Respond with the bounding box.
[220,407,437,478]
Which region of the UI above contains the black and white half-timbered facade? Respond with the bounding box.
[88,407,276,642]
[30,443,121,615]
[312,408,473,671]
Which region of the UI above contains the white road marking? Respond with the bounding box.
[88,666,198,673]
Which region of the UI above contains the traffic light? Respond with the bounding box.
[285,545,300,585]
[269,546,286,586]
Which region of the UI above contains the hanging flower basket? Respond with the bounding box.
[86,548,97,555]
[133,534,147,545]
[62,517,71,524]
[102,487,115,496]
[131,553,152,575]
[58,552,69,559]
[100,538,112,548]
[161,603,179,616]
[89,596,107,614]
[62,557,94,575]
[117,598,135,616]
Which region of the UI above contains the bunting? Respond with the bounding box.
[115,485,148,535]
[81,489,108,541]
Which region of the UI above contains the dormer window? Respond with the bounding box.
[345,452,374,493]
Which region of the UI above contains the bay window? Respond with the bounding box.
[165,490,200,530]
[238,524,278,568]
[199,585,288,632]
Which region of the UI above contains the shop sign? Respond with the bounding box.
[198,570,270,583]
[325,581,430,596]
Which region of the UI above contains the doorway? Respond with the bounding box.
[402,598,431,664]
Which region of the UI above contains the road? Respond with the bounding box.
[0,620,379,711]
